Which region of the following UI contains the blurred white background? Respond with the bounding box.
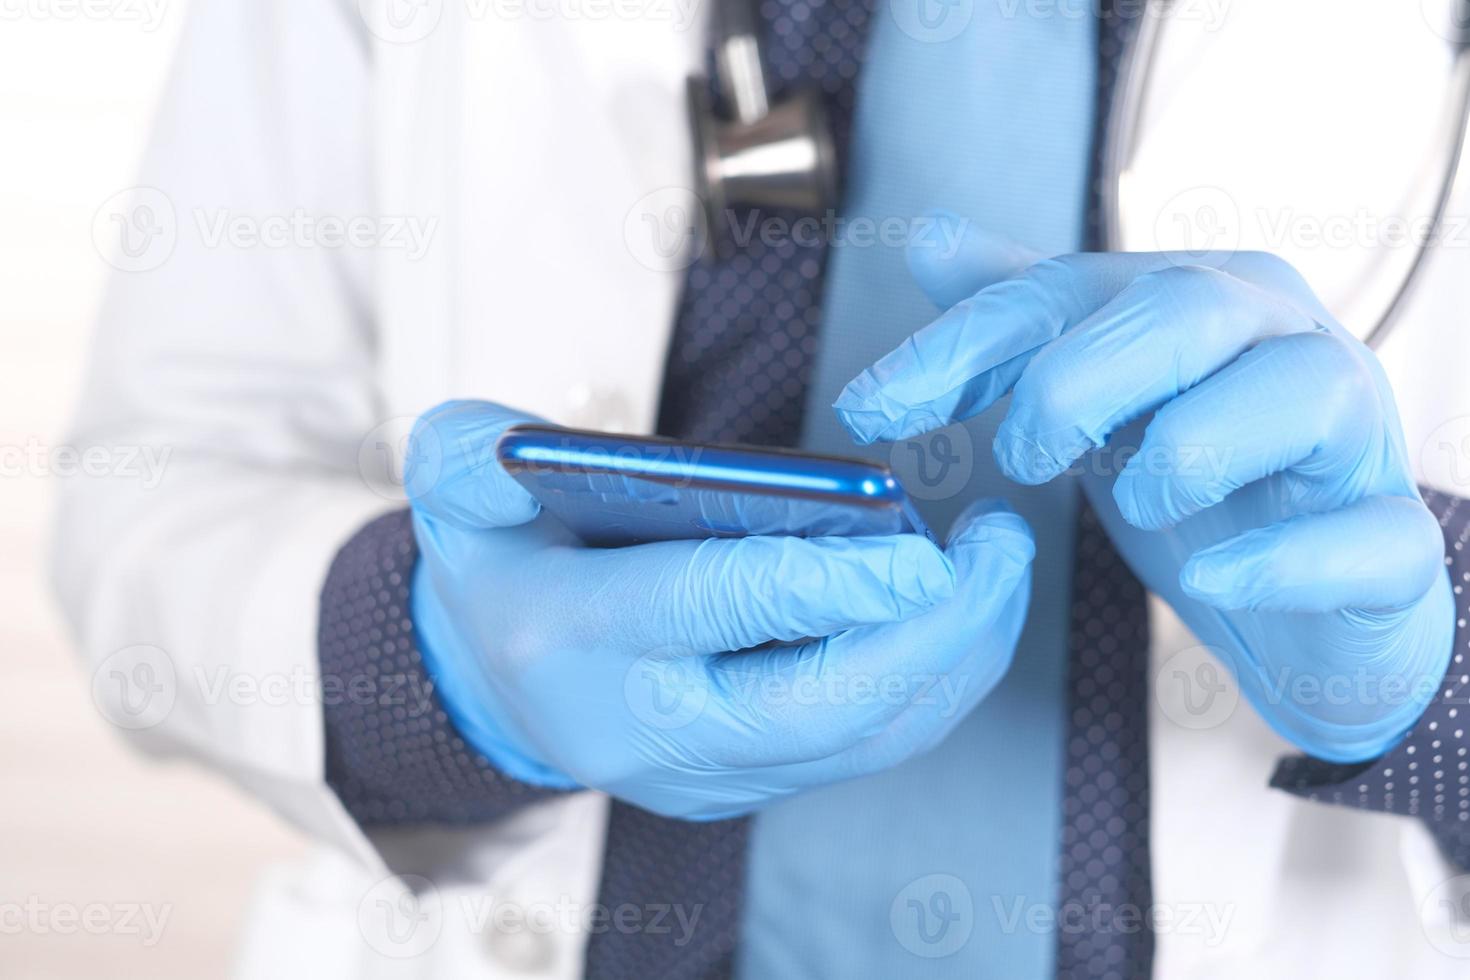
[0,4,308,977]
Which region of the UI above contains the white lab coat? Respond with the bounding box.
[50,0,1470,976]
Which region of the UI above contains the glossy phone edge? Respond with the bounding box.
[495,423,910,509]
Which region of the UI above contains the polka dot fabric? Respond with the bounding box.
[1272,489,1470,869]
[319,510,565,824]
[1056,505,1155,980]
[583,803,752,980]
[653,0,875,447]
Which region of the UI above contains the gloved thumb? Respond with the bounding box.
[405,399,543,530]
[907,209,1045,311]
[943,497,1036,582]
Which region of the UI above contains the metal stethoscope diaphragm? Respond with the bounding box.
[687,0,838,236]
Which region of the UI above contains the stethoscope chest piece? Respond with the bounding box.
[688,0,838,235]
[688,79,836,232]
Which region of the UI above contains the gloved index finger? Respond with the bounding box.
[406,399,543,530]
[831,251,1234,446]
[905,209,1044,312]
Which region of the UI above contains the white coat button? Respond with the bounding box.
[565,383,632,432]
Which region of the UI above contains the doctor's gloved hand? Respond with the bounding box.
[404,400,1034,820]
[835,218,1454,763]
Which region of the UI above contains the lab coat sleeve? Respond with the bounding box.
[319,509,568,823]
[50,0,401,862]
[1271,488,1470,871]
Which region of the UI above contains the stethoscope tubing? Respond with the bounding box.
[1101,0,1470,351]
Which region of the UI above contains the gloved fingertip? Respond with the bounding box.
[946,498,1036,565]
[911,208,968,248]
[905,210,972,302]
[992,424,1066,486]
[1111,469,1173,532]
[894,534,959,608]
[948,495,1017,527]
[826,532,956,621]
[1110,471,1146,528]
[832,413,884,447]
[1179,550,1248,608]
[406,399,544,529]
[413,473,542,532]
[830,370,879,440]
[469,472,543,527]
[906,212,1041,311]
[832,371,931,445]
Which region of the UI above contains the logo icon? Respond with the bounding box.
[889,423,973,501]
[890,873,974,958]
[92,187,177,273]
[624,187,709,273]
[889,0,974,43]
[359,416,446,503]
[1422,0,1470,43]
[1154,644,1238,731]
[358,0,445,44]
[1421,416,1470,491]
[1421,874,1470,958]
[358,874,444,958]
[92,645,177,731]
[624,647,709,730]
[1152,185,1241,265]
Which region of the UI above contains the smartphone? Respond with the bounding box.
[496,424,933,547]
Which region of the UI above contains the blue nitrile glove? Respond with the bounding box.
[835,215,1454,763]
[404,400,1034,820]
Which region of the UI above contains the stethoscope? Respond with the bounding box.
[686,0,837,230]
[690,0,1470,350]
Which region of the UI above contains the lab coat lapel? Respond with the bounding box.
[375,6,707,432]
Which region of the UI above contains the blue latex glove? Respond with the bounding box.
[405,400,1035,819]
[835,217,1454,763]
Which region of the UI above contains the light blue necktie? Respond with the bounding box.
[738,3,1096,977]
